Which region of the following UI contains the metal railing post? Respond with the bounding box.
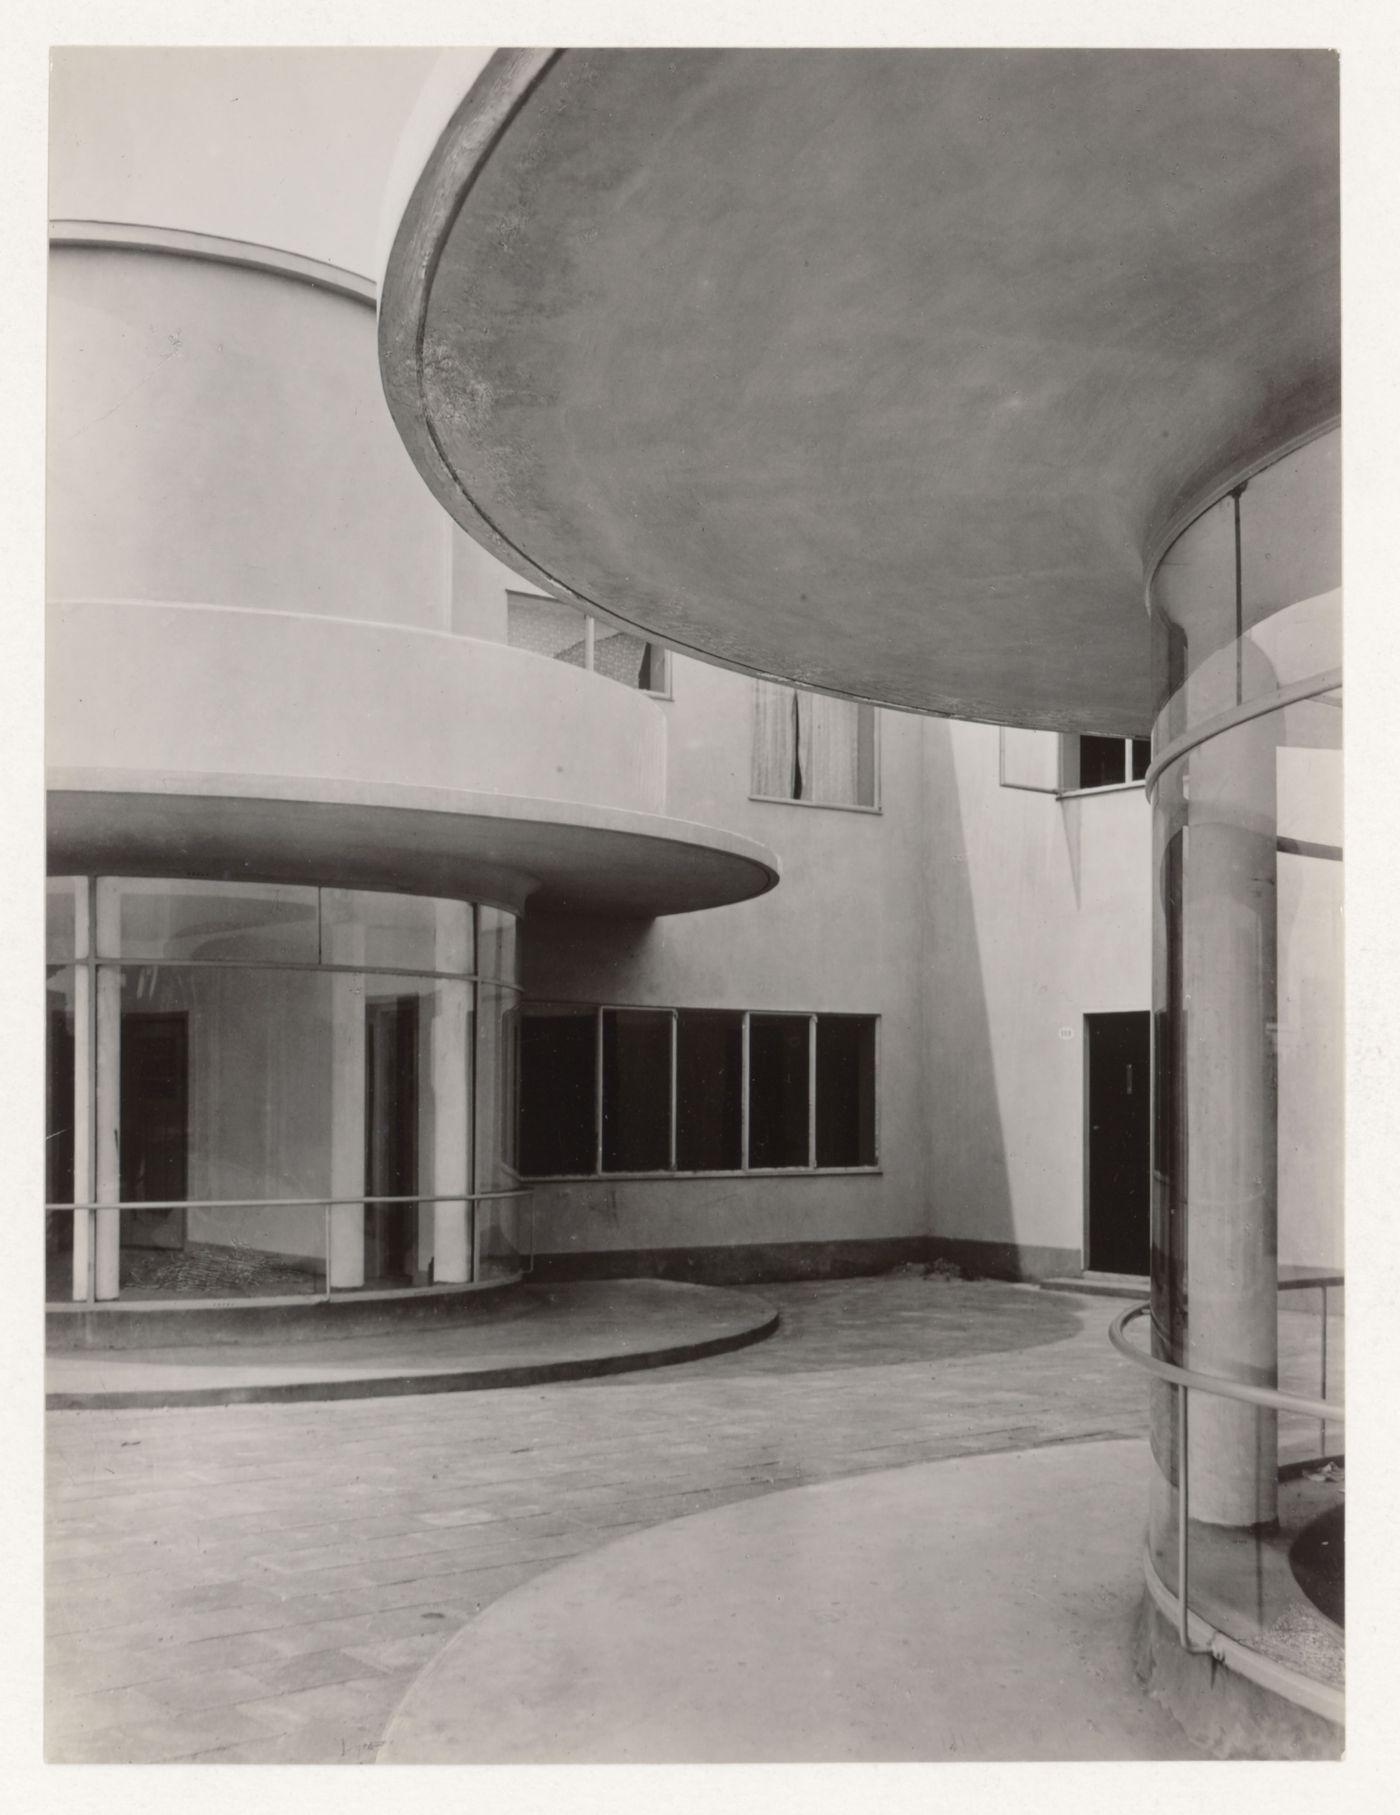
[1177,1381,1190,1648]
[1320,1282,1329,1457]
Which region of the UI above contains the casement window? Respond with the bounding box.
[1062,735,1150,791]
[506,591,670,694]
[751,682,879,808]
[519,1005,878,1178]
[998,727,1150,794]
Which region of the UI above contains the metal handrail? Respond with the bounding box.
[1110,1299,1343,1656]
[45,1189,527,1213]
[1109,1302,1343,1424]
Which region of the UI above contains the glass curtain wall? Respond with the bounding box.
[1145,427,1342,1675]
[44,878,525,1302]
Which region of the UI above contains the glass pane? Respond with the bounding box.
[796,692,868,805]
[592,627,668,690]
[520,1006,596,1176]
[109,963,332,1297]
[474,983,520,1194]
[321,889,474,975]
[601,1009,673,1172]
[477,907,519,984]
[816,1016,877,1167]
[749,1014,810,1168]
[506,592,589,665]
[47,877,85,961]
[676,1010,743,1170]
[98,877,319,964]
[474,1195,525,1282]
[1000,727,1060,792]
[1131,738,1151,781]
[46,968,78,1303]
[1076,735,1127,789]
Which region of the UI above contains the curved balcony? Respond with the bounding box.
[47,600,779,916]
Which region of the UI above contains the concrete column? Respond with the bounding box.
[429,983,472,1283]
[94,964,122,1301]
[328,966,366,1290]
[69,960,93,1302]
[429,901,473,1283]
[1179,711,1279,1527]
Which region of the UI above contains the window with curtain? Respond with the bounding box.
[751,682,877,807]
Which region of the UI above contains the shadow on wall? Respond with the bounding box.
[918,719,1024,1276]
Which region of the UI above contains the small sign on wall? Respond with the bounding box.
[1058,1027,1075,1040]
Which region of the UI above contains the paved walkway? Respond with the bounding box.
[47,1278,1155,1762]
[381,1439,1206,1761]
[45,1280,778,1408]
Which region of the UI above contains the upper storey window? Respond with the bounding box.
[1063,735,1150,791]
[998,728,1149,795]
[506,592,670,694]
[751,682,879,809]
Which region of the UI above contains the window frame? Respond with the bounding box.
[749,682,882,812]
[506,591,672,698]
[1056,734,1151,798]
[518,1002,882,1181]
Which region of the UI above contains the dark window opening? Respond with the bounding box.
[1077,735,1127,789]
[748,1014,810,1168]
[676,1011,744,1170]
[520,1008,597,1176]
[816,1016,877,1167]
[601,1009,673,1172]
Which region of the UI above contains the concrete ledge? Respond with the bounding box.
[1135,1585,1343,1760]
[47,1277,524,1351]
[45,1280,778,1409]
[530,1236,1081,1287]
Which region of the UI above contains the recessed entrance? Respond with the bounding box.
[120,1011,189,1254]
[365,994,420,1284]
[1085,1011,1150,1276]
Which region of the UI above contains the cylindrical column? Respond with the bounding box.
[68,883,95,1301]
[428,902,473,1282]
[1177,712,1279,1526]
[328,967,366,1290]
[94,963,122,1301]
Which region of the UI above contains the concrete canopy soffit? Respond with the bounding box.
[380,48,1340,737]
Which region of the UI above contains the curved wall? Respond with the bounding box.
[49,600,667,818]
[48,240,451,628]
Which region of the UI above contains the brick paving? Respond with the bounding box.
[43,1276,1339,1764]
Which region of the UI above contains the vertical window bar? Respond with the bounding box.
[873,1014,882,1167]
[668,1010,678,1172]
[808,1013,818,1168]
[584,614,596,675]
[78,878,97,1302]
[740,1012,751,1170]
[594,1006,605,1175]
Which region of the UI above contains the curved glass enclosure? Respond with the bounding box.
[45,877,525,1302]
[1144,428,1342,1690]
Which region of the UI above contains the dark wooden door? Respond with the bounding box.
[1086,1011,1151,1276]
[120,1012,189,1250]
[364,995,419,1283]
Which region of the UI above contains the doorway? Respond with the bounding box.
[120,1011,189,1251]
[1085,1010,1150,1276]
[365,995,419,1284]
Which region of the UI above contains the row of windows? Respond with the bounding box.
[520,1007,878,1178]
[512,591,1147,808]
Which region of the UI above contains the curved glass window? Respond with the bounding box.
[1145,427,1342,1694]
[46,878,525,1303]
